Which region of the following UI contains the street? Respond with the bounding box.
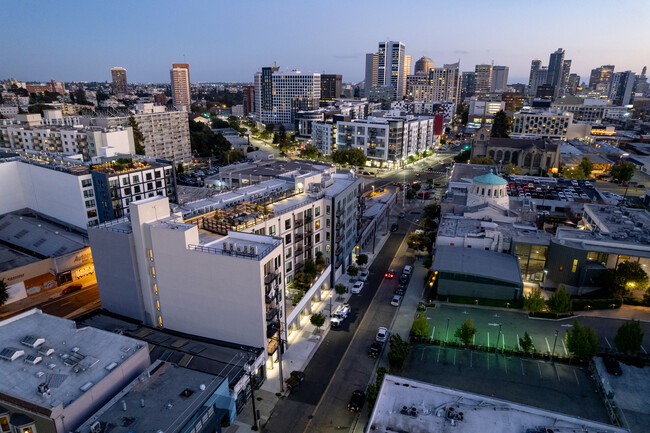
[0,282,100,320]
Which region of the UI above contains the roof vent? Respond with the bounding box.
[38,346,54,356]
[0,347,25,362]
[80,382,94,392]
[21,336,45,349]
[25,354,42,365]
[105,362,118,371]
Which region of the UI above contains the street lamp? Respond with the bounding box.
[552,330,559,359]
[246,354,260,430]
[445,317,450,344]
[329,295,332,317]
[495,324,502,353]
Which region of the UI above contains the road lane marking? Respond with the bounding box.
[520,359,525,376]
[517,334,521,351]
[561,338,568,356]
[431,325,435,340]
[437,347,441,363]
[472,334,475,345]
[574,370,580,385]
[453,349,456,365]
[554,364,561,382]
[502,334,505,352]
[605,337,612,349]
[420,347,425,361]
[537,362,542,378]
[642,345,648,355]
[545,337,551,353]
[487,332,490,348]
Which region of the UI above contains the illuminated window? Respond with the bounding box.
[571,259,578,273]
[315,220,320,230]
[156,300,160,311]
[0,416,9,433]
[586,252,598,261]
[158,316,163,327]
[151,267,156,278]
[148,249,154,261]
[153,284,158,295]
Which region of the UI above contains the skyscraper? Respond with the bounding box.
[490,66,509,92]
[376,41,408,101]
[461,72,476,99]
[320,74,342,106]
[609,71,635,106]
[589,65,615,91]
[567,73,581,95]
[170,63,191,109]
[364,53,378,97]
[254,68,320,124]
[428,63,462,103]
[111,67,127,96]
[546,48,565,89]
[474,64,493,94]
[528,59,542,96]
[560,60,572,91]
[414,57,434,75]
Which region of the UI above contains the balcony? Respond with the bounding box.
[304,224,313,234]
[336,208,344,217]
[336,246,343,255]
[336,234,344,243]
[294,219,304,228]
[266,308,279,321]
[295,233,304,242]
[264,270,278,285]
[295,247,304,256]
[267,320,280,338]
[336,222,344,230]
[295,261,305,272]
[265,287,277,304]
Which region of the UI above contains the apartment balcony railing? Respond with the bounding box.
[295,233,304,242]
[336,208,344,217]
[266,308,278,321]
[294,219,304,228]
[295,247,304,256]
[264,269,279,285]
[336,234,344,243]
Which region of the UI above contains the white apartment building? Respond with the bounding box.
[336,116,435,166]
[0,152,100,229]
[82,104,192,163]
[512,109,574,140]
[312,121,335,155]
[254,69,320,124]
[468,99,505,117]
[551,102,629,122]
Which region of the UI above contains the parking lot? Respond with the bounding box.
[403,345,611,424]
[425,304,650,355]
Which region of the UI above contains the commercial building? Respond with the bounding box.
[368,375,628,433]
[312,121,336,155]
[528,59,543,96]
[474,64,493,94]
[320,74,342,106]
[428,63,462,103]
[414,56,434,75]
[0,309,150,433]
[490,65,509,92]
[110,67,127,96]
[511,108,574,140]
[589,65,615,91]
[77,361,235,433]
[370,41,409,101]
[254,69,320,125]
[242,84,255,115]
[433,245,523,300]
[609,70,635,106]
[467,98,505,123]
[170,63,191,110]
[364,53,378,97]
[82,103,192,163]
[551,98,629,122]
[336,116,436,167]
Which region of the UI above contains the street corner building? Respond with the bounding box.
[432,245,524,301]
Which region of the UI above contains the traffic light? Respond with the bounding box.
[464,145,470,150]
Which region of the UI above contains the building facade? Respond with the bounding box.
[491,65,509,92]
[320,74,342,106]
[414,56,434,75]
[376,41,408,101]
[474,64,493,94]
[511,109,573,140]
[254,69,320,125]
[110,67,127,96]
[170,63,191,109]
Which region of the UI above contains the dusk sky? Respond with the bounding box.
[3,0,649,85]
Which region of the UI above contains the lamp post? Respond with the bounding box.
[329,295,332,317]
[247,354,260,430]
[552,330,559,359]
[495,324,502,353]
[445,317,450,344]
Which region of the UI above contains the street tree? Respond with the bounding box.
[176,163,185,174]
[579,157,593,177]
[335,284,346,295]
[547,286,572,314]
[410,314,430,338]
[387,334,410,370]
[310,313,326,332]
[605,261,649,297]
[503,163,522,175]
[524,287,546,314]
[300,144,319,159]
[519,332,534,353]
[562,166,586,179]
[565,320,598,359]
[407,231,430,252]
[347,265,358,276]
[490,110,510,138]
[614,320,644,353]
[610,161,635,183]
[471,156,495,165]
[455,318,477,346]
[0,279,9,307]
[356,254,368,266]
[411,183,421,192]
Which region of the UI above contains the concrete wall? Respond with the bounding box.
[437,275,521,300]
[0,160,28,212]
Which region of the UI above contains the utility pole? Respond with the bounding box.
[495,324,502,353]
[552,330,559,359]
[247,354,260,430]
[445,317,450,344]
[276,309,285,393]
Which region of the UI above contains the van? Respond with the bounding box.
[403,265,413,275]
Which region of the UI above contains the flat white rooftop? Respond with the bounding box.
[0,309,146,410]
[369,375,628,433]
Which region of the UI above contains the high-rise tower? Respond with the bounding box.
[170,63,191,109]
[111,67,128,96]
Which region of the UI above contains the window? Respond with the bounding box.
[133,175,140,183]
[285,219,291,230]
[146,172,153,180]
[153,283,158,295]
[0,416,9,433]
[571,259,578,273]
[87,210,97,218]
[156,180,162,188]
[286,262,292,272]
[315,206,320,216]
[134,185,141,193]
[81,178,92,188]
[156,300,160,311]
[124,187,131,195]
[122,177,129,186]
[85,199,95,208]
[83,189,94,198]
[315,233,320,243]
[326,219,330,228]
[315,220,321,230]
[587,252,598,261]
[326,205,331,215]
[155,171,162,178]
[285,247,292,258]
[151,267,156,278]
[326,232,330,241]
[285,234,292,244]
[269,225,276,236]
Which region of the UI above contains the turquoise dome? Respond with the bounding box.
[473,170,507,186]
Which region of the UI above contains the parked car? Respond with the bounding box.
[398,212,405,219]
[351,281,364,294]
[384,270,395,279]
[358,270,369,281]
[368,341,383,358]
[403,265,413,275]
[602,356,622,376]
[390,223,399,232]
[286,371,305,390]
[376,327,389,343]
[61,284,82,295]
[331,303,351,327]
[399,273,409,284]
[348,390,366,412]
[391,295,403,306]
[394,287,405,296]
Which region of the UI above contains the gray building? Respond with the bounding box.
[432,245,523,300]
[320,74,342,106]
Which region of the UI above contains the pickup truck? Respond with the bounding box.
[330,303,351,327]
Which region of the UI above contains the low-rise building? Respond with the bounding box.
[511,108,573,140]
[0,309,150,433]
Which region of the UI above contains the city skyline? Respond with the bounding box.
[2,0,648,84]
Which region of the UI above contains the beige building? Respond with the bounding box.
[170,63,191,109]
[110,67,127,96]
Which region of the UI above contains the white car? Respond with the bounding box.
[358,270,369,282]
[391,295,403,306]
[351,281,365,294]
[402,265,413,275]
[376,327,389,343]
[331,303,351,327]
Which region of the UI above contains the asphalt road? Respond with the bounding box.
[263,220,414,433]
[35,285,100,319]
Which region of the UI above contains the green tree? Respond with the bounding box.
[387,334,410,370]
[211,117,229,129]
[176,163,185,174]
[563,166,586,179]
[614,320,644,353]
[300,144,319,159]
[356,254,368,266]
[455,318,477,346]
[366,366,388,413]
[310,312,326,331]
[303,260,317,279]
[610,161,635,183]
[335,283,346,295]
[490,110,510,138]
[503,163,522,175]
[411,314,430,338]
[423,257,433,268]
[547,286,572,314]
[524,287,546,314]
[315,251,326,272]
[0,279,9,307]
[471,156,495,165]
[407,231,429,252]
[566,320,598,359]
[454,149,471,163]
[347,265,358,276]
[605,261,649,297]
[406,189,416,200]
[128,116,146,155]
[578,157,593,177]
[411,183,421,192]
[348,148,367,167]
[519,331,534,353]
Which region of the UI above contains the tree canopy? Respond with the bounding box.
[471,156,495,165]
[562,166,586,179]
[565,320,598,359]
[524,287,546,314]
[331,148,367,167]
[300,144,319,160]
[128,116,146,155]
[490,110,510,138]
[614,320,644,353]
[578,157,593,177]
[610,161,635,183]
[455,318,477,346]
[0,279,9,307]
[605,261,649,297]
[547,286,572,314]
